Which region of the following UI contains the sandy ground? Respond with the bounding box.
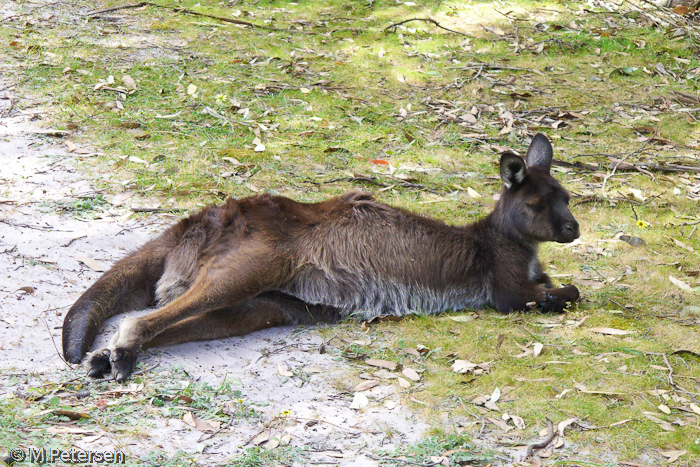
[0,90,428,465]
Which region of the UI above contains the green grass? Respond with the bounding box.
[376,433,492,465]
[2,0,700,465]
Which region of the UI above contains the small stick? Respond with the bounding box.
[84,1,315,34]
[82,1,147,16]
[43,315,70,368]
[601,129,657,198]
[385,18,474,37]
[131,207,186,213]
[525,418,555,458]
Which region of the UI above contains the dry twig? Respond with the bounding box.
[84,2,315,34]
[385,18,474,37]
[601,129,658,198]
[525,418,555,458]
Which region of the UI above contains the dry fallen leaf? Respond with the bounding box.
[402,368,421,382]
[447,313,477,323]
[128,155,147,164]
[183,411,220,432]
[366,359,398,370]
[484,400,500,412]
[122,75,136,89]
[264,438,280,450]
[689,403,700,415]
[658,404,671,415]
[472,395,488,405]
[643,412,675,431]
[670,275,694,292]
[75,256,106,272]
[252,430,270,445]
[509,414,525,430]
[532,343,544,358]
[374,369,397,379]
[44,427,95,435]
[350,392,369,410]
[487,416,510,431]
[608,418,632,428]
[107,192,135,206]
[557,418,577,437]
[354,380,379,392]
[661,450,687,463]
[589,327,633,336]
[451,359,476,373]
[278,363,293,377]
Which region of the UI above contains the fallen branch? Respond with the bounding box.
[82,1,148,15]
[602,129,658,197]
[520,38,578,52]
[131,206,187,213]
[365,454,442,466]
[385,18,474,37]
[84,1,314,34]
[314,175,440,194]
[608,158,700,174]
[525,418,555,458]
[552,160,600,172]
[0,218,72,232]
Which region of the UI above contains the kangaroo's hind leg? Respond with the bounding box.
[143,292,341,349]
[62,234,175,364]
[89,243,284,381]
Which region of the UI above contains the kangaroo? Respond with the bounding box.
[62,133,580,381]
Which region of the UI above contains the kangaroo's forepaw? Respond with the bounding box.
[540,285,580,313]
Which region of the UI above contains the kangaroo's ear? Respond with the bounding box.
[525,133,553,172]
[500,153,527,190]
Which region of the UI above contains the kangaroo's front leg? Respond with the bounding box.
[538,284,579,313]
[495,283,579,314]
[88,253,277,381]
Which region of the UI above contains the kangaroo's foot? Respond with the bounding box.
[85,317,142,381]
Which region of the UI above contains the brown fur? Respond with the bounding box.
[62,134,580,381]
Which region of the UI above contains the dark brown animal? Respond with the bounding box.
[62,134,580,381]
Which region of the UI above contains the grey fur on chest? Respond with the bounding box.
[528,257,543,282]
[280,267,491,320]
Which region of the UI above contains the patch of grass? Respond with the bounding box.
[376,433,492,465]
[0,366,265,463]
[226,445,308,467]
[48,194,109,219]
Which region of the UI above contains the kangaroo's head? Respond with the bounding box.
[495,134,579,244]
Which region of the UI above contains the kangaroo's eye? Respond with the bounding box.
[527,201,546,212]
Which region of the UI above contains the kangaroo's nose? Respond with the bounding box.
[564,220,580,238]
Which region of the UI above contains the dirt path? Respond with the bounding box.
[0,86,427,467]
